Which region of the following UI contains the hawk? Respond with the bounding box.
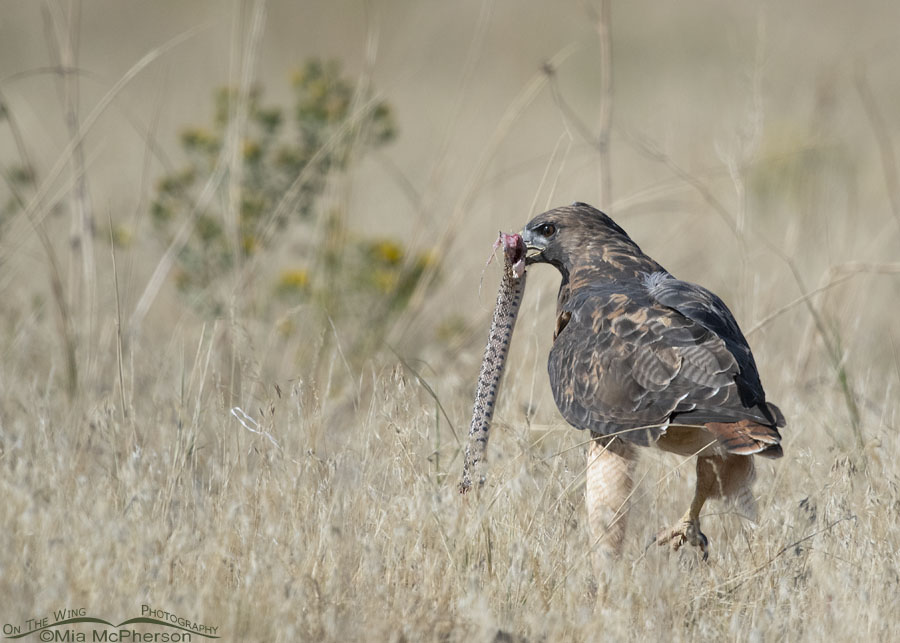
[521,202,784,568]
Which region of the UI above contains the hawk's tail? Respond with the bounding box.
[706,419,783,459]
[766,401,786,427]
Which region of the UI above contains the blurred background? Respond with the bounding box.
[1,1,897,376]
[1,1,898,639]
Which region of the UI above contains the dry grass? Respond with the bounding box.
[2,2,900,641]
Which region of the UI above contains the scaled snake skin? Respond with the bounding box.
[459,233,527,493]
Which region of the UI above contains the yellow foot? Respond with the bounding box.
[652,519,709,561]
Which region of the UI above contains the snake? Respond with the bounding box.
[459,232,527,493]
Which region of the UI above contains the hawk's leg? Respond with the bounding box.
[654,454,754,560]
[585,435,637,580]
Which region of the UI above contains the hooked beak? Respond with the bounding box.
[520,228,547,265]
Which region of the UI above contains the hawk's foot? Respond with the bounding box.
[653,519,709,561]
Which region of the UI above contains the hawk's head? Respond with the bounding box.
[521,202,638,273]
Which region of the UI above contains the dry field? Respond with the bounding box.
[1,1,899,641]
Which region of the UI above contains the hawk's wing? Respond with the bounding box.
[645,272,784,427]
[548,273,781,447]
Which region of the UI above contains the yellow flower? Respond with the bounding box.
[110,224,133,248]
[417,248,439,269]
[372,240,403,265]
[278,269,310,291]
[242,140,261,162]
[373,269,397,293]
[242,234,259,255]
[181,127,218,151]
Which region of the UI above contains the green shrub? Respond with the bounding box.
[150,58,435,334]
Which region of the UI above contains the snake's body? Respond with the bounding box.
[459,234,527,493]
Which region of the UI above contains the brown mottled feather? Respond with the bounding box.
[525,203,784,454]
[706,420,784,459]
[521,203,783,569]
[554,310,571,340]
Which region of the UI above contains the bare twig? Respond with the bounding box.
[2,22,209,258]
[231,406,281,449]
[130,158,229,334]
[390,348,459,445]
[223,0,267,407]
[107,210,129,426]
[713,516,856,597]
[746,273,855,336]
[389,44,580,346]
[854,63,900,233]
[770,250,865,452]
[0,167,77,396]
[624,129,740,238]
[0,88,36,185]
[747,261,900,336]
[584,0,613,207]
[544,67,599,156]
[225,0,267,279]
[44,1,97,343]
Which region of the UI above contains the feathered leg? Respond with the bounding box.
[585,435,637,581]
[655,454,755,559]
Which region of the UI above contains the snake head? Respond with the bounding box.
[499,232,527,278]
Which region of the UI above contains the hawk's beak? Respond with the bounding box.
[521,228,546,265]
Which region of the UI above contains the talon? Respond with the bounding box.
[695,530,709,562]
[652,519,709,560]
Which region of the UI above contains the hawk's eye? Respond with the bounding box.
[537,223,556,238]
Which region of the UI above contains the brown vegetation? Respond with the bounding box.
[1,2,898,641]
